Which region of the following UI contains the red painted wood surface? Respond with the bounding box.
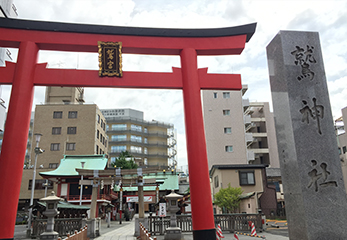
[0,21,250,239]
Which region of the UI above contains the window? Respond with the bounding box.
[67,127,77,134]
[53,111,62,119]
[111,157,116,163]
[111,135,126,141]
[144,138,148,144]
[224,127,232,134]
[49,163,59,169]
[66,142,76,151]
[97,130,99,139]
[144,158,148,165]
[144,147,148,154]
[97,114,100,123]
[213,92,218,98]
[28,179,53,190]
[111,145,126,153]
[130,146,142,153]
[50,143,60,151]
[343,146,347,154]
[96,145,99,154]
[223,110,230,116]
[223,92,230,98]
[52,127,61,135]
[214,175,219,188]
[112,124,127,131]
[131,135,142,142]
[144,128,148,133]
[339,147,342,155]
[131,124,142,132]
[239,171,255,185]
[68,111,78,118]
[225,146,233,152]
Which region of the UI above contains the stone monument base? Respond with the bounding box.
[164,227,184,240]
[40,231,59,240]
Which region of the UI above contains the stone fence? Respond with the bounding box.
[148,213,263,235]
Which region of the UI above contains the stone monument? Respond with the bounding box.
[267,31,347,240]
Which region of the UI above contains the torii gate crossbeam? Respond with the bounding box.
[0,18,256,240]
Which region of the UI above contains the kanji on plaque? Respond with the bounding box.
[98,41,123,77]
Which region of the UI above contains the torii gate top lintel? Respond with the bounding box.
[0,18,256,55]
[0,17,257,240]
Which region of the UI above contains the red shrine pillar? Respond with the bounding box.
[0,41,38,239]
[180,48,215,239]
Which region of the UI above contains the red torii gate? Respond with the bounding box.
[0,18,256,240]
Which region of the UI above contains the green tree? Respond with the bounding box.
[214,185,243,213]
[111,151,138,169]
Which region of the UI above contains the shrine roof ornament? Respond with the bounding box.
[0,18,256,42]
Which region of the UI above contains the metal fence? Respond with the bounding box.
[148,213,262,235]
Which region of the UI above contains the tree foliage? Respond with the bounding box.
[214,184,243,213]
[111,151,138,169]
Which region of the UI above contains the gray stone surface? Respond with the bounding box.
[267,31,347,240]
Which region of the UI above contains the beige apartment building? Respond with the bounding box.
[210,164,277,216]
[102,108,176,168]
[19,87,107,207]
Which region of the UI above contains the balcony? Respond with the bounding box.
[245,132,254,144]
[247,150,255,162]
[107,129,169,138]
[105,116,173,128]
[108,140,169,148]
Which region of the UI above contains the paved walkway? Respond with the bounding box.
[94,218,289,240]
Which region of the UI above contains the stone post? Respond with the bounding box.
[267,31,347,240]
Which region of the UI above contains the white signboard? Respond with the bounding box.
[159,203,166,217]
[126,196,153,203]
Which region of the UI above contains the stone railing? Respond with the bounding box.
[148,213,262,235]
[32,218,83,238]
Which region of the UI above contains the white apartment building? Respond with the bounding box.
[202,85,280,169]
[202,87,248,169]
[243,100,280,168]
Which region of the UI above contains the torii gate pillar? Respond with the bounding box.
[0,18,256,240]
[180,48,215,238]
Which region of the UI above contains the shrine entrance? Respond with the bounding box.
[0,18,255,240]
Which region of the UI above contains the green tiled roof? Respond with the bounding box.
[114,173,179,191]
[37,201,90,209]
[40,155,108,177]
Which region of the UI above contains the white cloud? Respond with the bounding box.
[2,0,347,168]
